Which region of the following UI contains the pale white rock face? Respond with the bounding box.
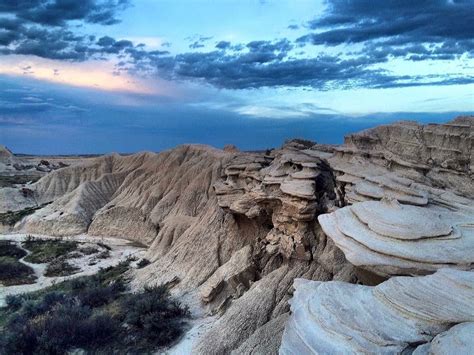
[318,199,473,276]
[280,269,474,355]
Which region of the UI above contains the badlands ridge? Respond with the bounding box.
[1,116,473,354]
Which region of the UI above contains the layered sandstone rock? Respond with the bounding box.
[4,141,356,353]
[215,144,339,261]
[280,117,474,354]
[318,199,473,276]
[321,117,474,204]
[280,269,474,354]
[2,116,472,354]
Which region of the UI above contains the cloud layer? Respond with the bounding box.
[0,0,131,60]
[0,0,472,90]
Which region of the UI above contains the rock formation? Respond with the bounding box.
[318,198,473,276]
[0,145,13,160]
[214,144,339,260]
[280,269,474,354]
[1,142,357,352]
[280,117,474,354]
[0,116,472,354]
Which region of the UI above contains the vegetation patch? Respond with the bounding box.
[0,256,36,286]
[22,236,78,264]
[79,246,99,255]
[0,205,44,227]
[44,258,80,277]
[0,261,189,354]
[137,258,151,268]
[0,175,41,188]
[0,240,27,259]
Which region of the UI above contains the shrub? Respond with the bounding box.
[97,242,112,250]
[0,256,36,286]
[137,258,151,268]
[77,283,123,308]
[0,241,26,259]
[44,259,80,277]
[96,250,110,259]
[79,246,99,255]
[5,294,27,311]
[0,260,189,354]
[22,239,78,264]
[122,285,190,347]
[0,205,44,226]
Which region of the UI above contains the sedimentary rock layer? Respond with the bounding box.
[1,116,472,353]
[318,199,474,276]
[280,269,474,354]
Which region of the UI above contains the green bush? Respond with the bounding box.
[44,259,80,277]
[0,261,189,354]
[137,258,151,268]
[0,256,36,286]
[0,241,26,259]
[22,239,78,264]
[121,285,190,346]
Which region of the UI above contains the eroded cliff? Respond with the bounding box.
[1,116,472,354]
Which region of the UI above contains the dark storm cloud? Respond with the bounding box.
[0,0,130,26]
[0,0,471,92]
[96,36,133,53]
[298,0,474,61]
[215,41,231,50]
[0,0,130,60]
[135,36,474,90]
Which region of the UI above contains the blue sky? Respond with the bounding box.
[0,0,473,154]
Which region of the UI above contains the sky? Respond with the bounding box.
[0,0,473,154]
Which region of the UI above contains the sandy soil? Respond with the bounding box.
[0,233,146,306]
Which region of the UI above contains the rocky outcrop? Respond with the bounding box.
[413,322,474,355]
[318,198,473,277]
[280,269,474,354]
[325,117,473,203]
[215,143,339,260]
[3,141,356,353]
[280,116,474,354]
[2,116,472,354]
[0,145,13,160]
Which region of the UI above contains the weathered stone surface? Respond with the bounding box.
[413,322,474,355]
[318,199,473,276]
[215,146,339,260]
[2,116,472,354]
[280,269,474,354]
[0,145,13,160]
[199,245,256,304]
[317,117,474,203]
